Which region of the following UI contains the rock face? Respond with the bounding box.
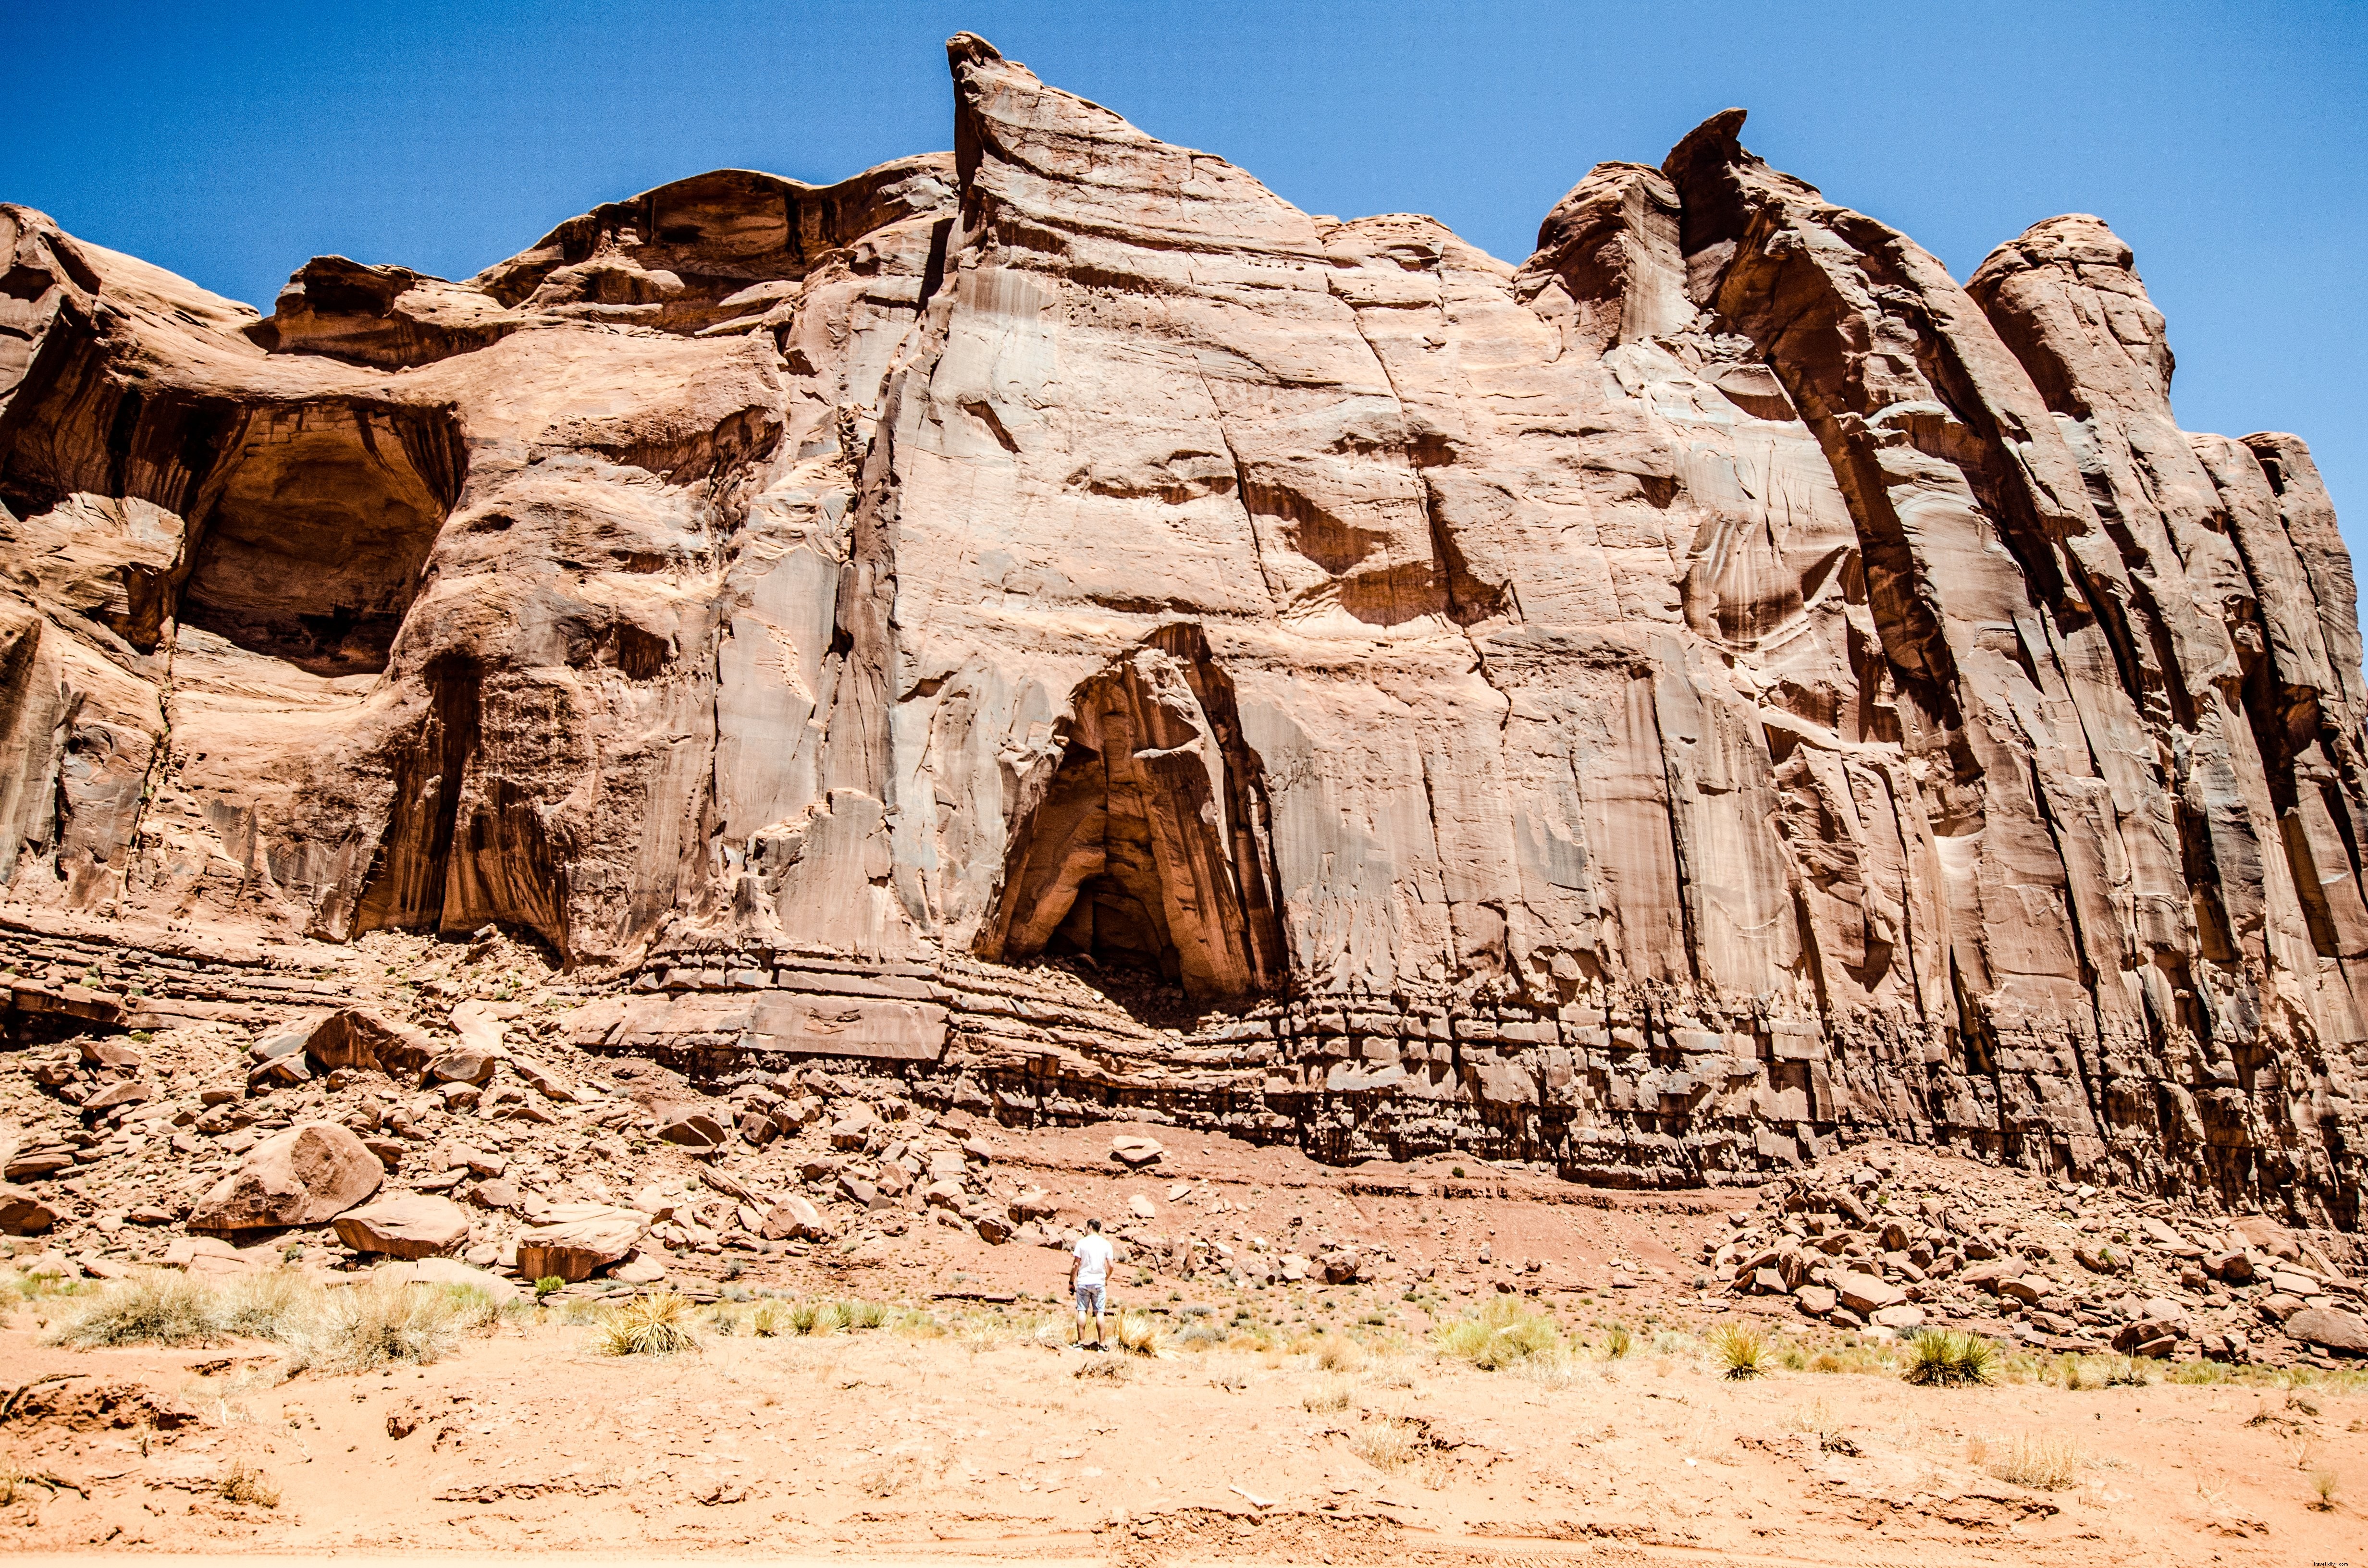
[1,37,2364,1221]
[185,1122,383,1231]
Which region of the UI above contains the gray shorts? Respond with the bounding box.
[1074,1282,1106,1315]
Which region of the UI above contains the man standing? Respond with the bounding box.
[1068,1218,1115,1350]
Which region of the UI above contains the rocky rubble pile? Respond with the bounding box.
[0,965,1297,1297]
[1709,1151,2366,1365]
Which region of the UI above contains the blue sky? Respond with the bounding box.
[7,1,2362,535]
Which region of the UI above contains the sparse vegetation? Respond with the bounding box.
[43,1269,498,1373]
[2309,1468,2340,1511]
[534,1276,565,1301]
[2103,1355,2150,1387]
[1903,1329,1994,1387]
[595,1292,699,1357]
[1434,1298,1563,1369]
[1602,1325,1632,1360]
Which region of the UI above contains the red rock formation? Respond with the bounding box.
[1,38,2360,1220]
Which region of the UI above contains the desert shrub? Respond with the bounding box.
[1602,1325,1632,1360]
[2168,1359,2227,1385]
[216,1461,279,1509]
[1316,1335,1365,1372]
[296,1279,493,1374]
[216,1271,317,1340]
[1713,1323,1768,1380]
[1434,1298,1563,1370]
[2103,1355,2150,1387]
[1982,1432,2086,1490]
[1903,1330,1994,1387]
[45,1270,220,1348]
[596,1292,699,1357]
[749,1300,782,1337]
[845,1299,887,1331]
[2309,1469,2339,1510]
[534,1276,565,1301]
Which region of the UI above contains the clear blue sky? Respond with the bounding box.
[8,1,2362,538]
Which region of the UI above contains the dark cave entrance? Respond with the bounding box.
[983,625,1288,1005]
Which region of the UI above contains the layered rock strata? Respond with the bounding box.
[2,37,2362,1222]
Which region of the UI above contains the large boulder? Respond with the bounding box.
[371,1256,514,1294]
[2283,1306,2368,1356]
[333,1192,472,1259]
[1833,1271,1905,1314]
[185,1122,384,1232]
[656,1106,727,1149]
[0,1183,58,1234]
[307,1008,438,1081]
[759,1195,832,1241]
[514,1203,649,1282]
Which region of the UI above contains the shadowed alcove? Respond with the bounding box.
[983,625,1288,1004]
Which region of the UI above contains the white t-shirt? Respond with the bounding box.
[1073,1234,1115,1287]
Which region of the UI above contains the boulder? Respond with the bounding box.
[469,1180,524,1212]
[1834,1271,1905,1314]
[760,1195,831,1241]
[514,1203,650,1282]
[656,1106,728,1149]
[81,1079,150,1113]
[920,1178,963,1210]
[427,1046,501,1087]
[1872,1303,1925,1331]
[0,1184,58,1234]
[1793,1284,1837,1317]
[1318,1249,1361,1283]
[372,1257,514,1293]
[186,1122,384,1232]
[161,1236,267,1276]
[1128,1194,1157,1220]
[333,1192,471,1259]
[306,1009,438,1081]
[509,1057,580,1103]
[2282,1306,2368,1355]
[1110,1135,1164,1167]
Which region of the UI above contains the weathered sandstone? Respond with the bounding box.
[1,37,2362,1223]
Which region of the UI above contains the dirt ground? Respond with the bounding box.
[3,1129,2361,1567]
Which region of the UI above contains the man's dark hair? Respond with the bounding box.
[1087,1218,1102,1232]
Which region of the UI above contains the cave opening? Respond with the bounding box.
[984,625,1288,1006]
[177,402,465,675]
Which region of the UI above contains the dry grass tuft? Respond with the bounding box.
[2309,1468,2339,1510]
[1114,1311,1168,1358]
[1315,1335,1366,1372]
[1074,1355,1130,1382]
[1351,1416,1421,1474]
[1601,1325,1632,1360]
[216,1461,280,1509]
[596,1292,699,1357]
[1982,1432,2086,1490]
[1302,1374,1357,1412]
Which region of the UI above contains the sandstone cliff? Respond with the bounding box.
[3,37,2361,1222]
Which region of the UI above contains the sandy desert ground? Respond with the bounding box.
[2,1137,2361,1568]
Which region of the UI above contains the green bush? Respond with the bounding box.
[1903,1329,1995,1387]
